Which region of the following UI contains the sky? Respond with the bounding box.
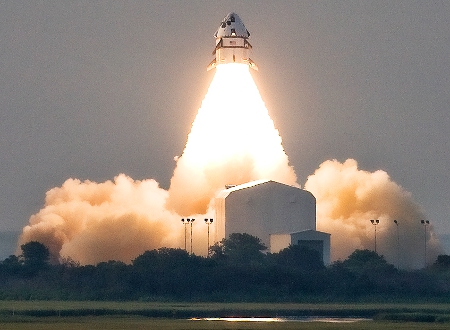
[1,1,449,240]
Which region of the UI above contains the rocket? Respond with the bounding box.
[207,12,258,71]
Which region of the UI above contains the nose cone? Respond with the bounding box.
[214,12,250,39]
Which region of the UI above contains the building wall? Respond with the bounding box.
[215,181,316,248]
[270,234,292,254]
[291,230,331,265]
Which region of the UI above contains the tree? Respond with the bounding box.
[131,248,202,298]
[209,242,225,261]
[0,255,22,277]
[274,244,324,271]
[133,248,191,270]
[433,255,450,269]
[330,249,398,296]
[2,254,22,266]
[20,241,50,274]
[212,233,267,267]
[340,249,396,275]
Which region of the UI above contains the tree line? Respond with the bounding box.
[1,233,450,301]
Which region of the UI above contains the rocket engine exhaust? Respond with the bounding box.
[17,12,442,269]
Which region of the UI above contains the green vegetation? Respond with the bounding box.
[1,236,450,303]
[2,239,450,327]
[2,317,450,330]
[1,302,450,329]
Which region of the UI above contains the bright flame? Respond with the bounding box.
[17,62,441,268]
[166,63,297,215]
[18,63,297,264]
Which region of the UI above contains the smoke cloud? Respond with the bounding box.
[19,175,181,264]
[304,159,442,269]
[18,64,296,264]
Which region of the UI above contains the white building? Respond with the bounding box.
[214,180,330,263]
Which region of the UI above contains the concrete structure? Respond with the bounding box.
[214,180,330,263]
[215,180,316,246]
[270,230,331,265]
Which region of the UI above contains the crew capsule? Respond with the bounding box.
[207,12,258,71]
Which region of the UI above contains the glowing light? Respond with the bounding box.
[185,64,288,169]
[167,63,297,215]
[192,317,370,323]
[196,317,284,322]
[20,61,442,266]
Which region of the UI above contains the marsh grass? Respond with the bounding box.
[2,317,450,330]
[1,301,450,329]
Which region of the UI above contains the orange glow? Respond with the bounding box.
[166,63,298,215]
[187,64,286,169]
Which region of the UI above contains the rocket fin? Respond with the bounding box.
[248,58,258,71]
[207,59,217,71]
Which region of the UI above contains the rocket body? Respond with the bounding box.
[207,12,258,71]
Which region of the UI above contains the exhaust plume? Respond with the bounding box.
[16,63,441,268]
[166,64,297,215]
[19,175,181,264]
[304,159,442,269]
[18,63,297,264]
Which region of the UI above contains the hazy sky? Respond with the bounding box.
[1,1,449,236]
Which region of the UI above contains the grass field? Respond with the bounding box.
[2,316,450,330]
[0,301,450,329]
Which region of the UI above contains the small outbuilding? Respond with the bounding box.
[270,230,331,265]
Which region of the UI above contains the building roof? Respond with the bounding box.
[216,179,269,199]
[215,179,305,200]
[273,229,331,237]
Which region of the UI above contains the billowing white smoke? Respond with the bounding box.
[19,175,181,264]
[17,64,441,268]
[304,159,442,269]
[18,64,297,264]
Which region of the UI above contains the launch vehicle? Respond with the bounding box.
[207,12,258,71]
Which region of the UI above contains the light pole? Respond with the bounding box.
[188,218,195,254]
[181,219,189,251]
[394,220,399,268]
[370,219,380,253]
[421,220,430,267]
[204,218,213,256]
